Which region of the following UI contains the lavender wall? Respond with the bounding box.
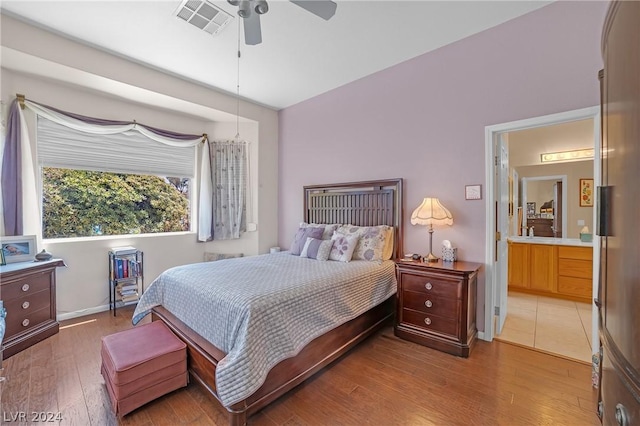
[278,1,608,331]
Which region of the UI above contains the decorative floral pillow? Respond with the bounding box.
[336,225,393,261]
[290,226,324,255]
[299,222,340,240]
[300,237,333,261]
[329,233,359,262]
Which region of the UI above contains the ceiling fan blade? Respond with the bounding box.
[290,0,337,20]
[243,10,262,45]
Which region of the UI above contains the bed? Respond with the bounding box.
[134,178,404,425]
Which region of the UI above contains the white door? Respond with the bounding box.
[511,169,519,236]
[495,133,510,335]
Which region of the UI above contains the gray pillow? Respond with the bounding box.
[300,237,333,261]
[290,226,324,255]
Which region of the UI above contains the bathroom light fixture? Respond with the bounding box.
[411,198,453,262]
[540,148,594,163]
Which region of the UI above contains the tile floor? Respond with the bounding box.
[495,291,594,363]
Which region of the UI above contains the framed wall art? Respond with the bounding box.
[1,235,37,263]
[580,178,594,207]
[465,184,482,200]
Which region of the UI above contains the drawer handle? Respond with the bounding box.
[22,301,30,310]
[615,403,629,426]
[424,317,432,326]
[425,300,433,308]
[425,282,433,291]
[22,319,30,327]
[22,283,30,292]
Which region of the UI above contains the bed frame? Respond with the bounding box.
[151,178,403,425]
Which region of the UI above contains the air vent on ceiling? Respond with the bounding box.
[175,0,234,36]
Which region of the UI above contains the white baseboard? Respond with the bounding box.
[57,304,111,321]
[478,331,490,342]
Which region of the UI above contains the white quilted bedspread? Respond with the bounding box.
[132,252,396,407]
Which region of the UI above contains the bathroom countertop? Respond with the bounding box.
[507,236,593,247]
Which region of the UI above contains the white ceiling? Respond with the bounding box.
[1,1,551,110]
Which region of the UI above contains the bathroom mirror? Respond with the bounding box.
[521,175,567,238]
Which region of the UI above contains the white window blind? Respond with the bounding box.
[37,117,196,177]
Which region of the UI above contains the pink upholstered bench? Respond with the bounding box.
[101,320,188,417]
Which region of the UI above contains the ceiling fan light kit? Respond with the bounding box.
[227,0,337,45]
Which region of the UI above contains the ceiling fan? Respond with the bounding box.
[228,0,337,45]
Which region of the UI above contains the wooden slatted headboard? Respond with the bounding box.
[303,178,404,258]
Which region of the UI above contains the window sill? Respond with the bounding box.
[44,231,196,245]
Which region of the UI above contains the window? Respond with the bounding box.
[37,117,196,239]
[42,168,190,238]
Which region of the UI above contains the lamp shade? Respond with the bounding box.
[410,198,453,226]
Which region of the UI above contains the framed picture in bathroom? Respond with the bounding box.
[526,202,536,218]
[580,178,594,207]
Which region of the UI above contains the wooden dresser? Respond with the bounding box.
[394,259,481,357]
[526,218,555,237]
[0,259,65,358]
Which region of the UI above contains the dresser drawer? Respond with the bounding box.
[3,272,51,301]
[401,272,461,299]
[402,290,459,319]
[8,288,51,317]
[5,305,52,338]
[401,309,459,338]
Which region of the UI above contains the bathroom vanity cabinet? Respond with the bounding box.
[507,240,592,303]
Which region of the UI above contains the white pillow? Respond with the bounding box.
[336,225,392,261]
[329,232,359,262]
[299,222,340,240]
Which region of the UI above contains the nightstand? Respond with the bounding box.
[394,259,481,357]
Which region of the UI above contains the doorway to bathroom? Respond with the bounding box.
[483,106,600,363]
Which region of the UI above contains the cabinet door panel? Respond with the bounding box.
[529,245,556,292]
[508,243,529,289]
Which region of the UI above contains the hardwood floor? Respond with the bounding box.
[0,306,599,425]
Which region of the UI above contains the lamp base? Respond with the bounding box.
[424,252,439,263]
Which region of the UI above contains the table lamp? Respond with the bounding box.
[410,197,453,262]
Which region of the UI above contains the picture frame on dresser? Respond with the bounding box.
[1,235,37,264]
[0,249,5,265]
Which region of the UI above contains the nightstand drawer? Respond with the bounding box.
[3,272,51,301]
[401,309,458,338]
[6,305,52,338]
[402,290,459,319]
[401,273,461,299]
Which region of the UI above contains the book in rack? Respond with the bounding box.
[108,248,144,316]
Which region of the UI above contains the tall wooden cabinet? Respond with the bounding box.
[597,1,640,424]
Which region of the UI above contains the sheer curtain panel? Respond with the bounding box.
[209,140,248,240]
